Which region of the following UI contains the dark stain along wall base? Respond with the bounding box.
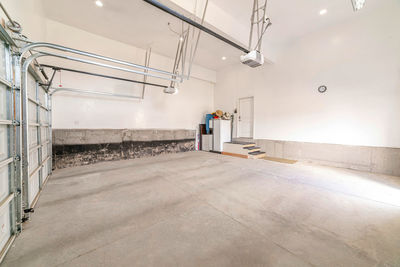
[52,129,195,169]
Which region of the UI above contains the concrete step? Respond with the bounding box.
[223,142,265,159]
[229,141,256,148]
[243,146,261,153]
[248,151,266,159]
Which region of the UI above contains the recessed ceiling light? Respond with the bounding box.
[319,9,327,15]
[221,56,227,60]
[95,0,103,7]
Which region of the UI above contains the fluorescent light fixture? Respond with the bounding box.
[221,56,227,60]
[319,9,327,15]
[95,0,103,7]
[352,0,366,11]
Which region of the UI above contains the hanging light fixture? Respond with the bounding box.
[351,0,366,11]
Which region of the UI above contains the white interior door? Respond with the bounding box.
[238,97,254,138]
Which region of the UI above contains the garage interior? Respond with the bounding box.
[0,0,399,266]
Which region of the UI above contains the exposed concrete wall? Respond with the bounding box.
[52,129,196,169]
[255,139,400,177]
[53,129,195,145]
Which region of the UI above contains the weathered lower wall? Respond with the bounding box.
[255,139,400,177]
[52,129,195,169]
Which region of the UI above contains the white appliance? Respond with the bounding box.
[201,134,212,151]
[212,119,232,152]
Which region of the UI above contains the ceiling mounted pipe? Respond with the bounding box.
[143,0,250,54]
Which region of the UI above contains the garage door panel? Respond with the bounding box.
[0,84,8,120]
[0,125,8,161]
[0,41,6,80]
[0,204,11,253]
[29,126,38,147]
[38,88,47,108]
[28,173,39,206]
[29,149,39,173]
[27,74,36,99]
[42,164,49,182]
[40,109,48,124]
[0,166,9,203]
[41,127,49,142]
[28,101,37,123]
[42,143,48,160]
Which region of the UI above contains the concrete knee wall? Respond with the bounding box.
[52,129,196,169]
[255,139,400,177]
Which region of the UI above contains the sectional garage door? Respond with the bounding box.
[0,37,17,262]
[26,72,51,208]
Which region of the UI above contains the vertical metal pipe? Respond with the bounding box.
[48,94,52,174]
[21,53,43,220]
[35,82,42,189]
[142,48,152,99]
[12,53,22,230]
[5,42,16,236]
[257,1,268,51]
[248,0,257,50]
[188,0,209,78]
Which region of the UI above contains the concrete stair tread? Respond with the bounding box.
[228,141,256,148]
[243,146,260,150]
[248,151,265,155]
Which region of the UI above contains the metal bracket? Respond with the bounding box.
[14,155,21,161]
[24,208,34,214]
[12,120,20,126]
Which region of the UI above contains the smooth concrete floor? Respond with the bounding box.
[2,151,400,267]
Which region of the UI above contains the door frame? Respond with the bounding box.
[237,96,254,139]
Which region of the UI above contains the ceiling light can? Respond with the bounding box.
[95,0,103,7]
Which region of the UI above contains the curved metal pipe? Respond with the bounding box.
[49,87,142,100]
[20,42,183,80]
[21,53,43,220]
[36,50,180,82]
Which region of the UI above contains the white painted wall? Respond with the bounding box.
[215,2,400,148]
[3,0,215,130]
[1,0,47,40]
[44,20,215,129]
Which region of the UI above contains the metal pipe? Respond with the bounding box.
[21,54,42,218]
[46,69,57,91]
[142,48,152,98]
[21,42,182,80]
[35,50,180,83]
[143,0,250,54]
[38,64,168,89]
[188,0,208,78]
[0,2,16,27]
[12,37,33,44]
[49,87,142,99]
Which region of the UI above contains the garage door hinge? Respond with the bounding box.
[12,120,20,126]
[14,155,21,161]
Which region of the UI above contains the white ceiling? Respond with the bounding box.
[41,0,384,71]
